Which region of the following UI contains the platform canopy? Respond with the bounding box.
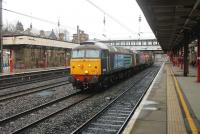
[136,0,200,52]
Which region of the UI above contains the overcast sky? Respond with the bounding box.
[3,0,155,40]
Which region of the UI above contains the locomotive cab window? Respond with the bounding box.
[101,50,108,59]
[85,50,100,58]
[71,49,100,58]
[71,49,84,58]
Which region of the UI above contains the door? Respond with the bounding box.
[101,50,109,74]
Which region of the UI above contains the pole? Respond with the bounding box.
[183,31,189,76]
[197,38,200,82]
[77,25,80,44]
[181,47,183,69]
[184,42,189,76]
[9,49,13,73]
[178,49,180,67]
[172,51,175,66]
[138,15,141,39]
[0,0,3,73]
[175,50,178,67]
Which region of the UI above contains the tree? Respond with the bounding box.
[49,29,57,39]
[16,21,24,32]
[2,22,16,34]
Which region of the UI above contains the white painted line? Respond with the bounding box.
[122,63,165,134]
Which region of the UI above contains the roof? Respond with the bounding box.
[75,41,135,54]
[136,0,200,51]
[3,35,79,49]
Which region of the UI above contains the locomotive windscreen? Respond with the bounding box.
[85,50,100,58]
[71,49,85,58]
[71,49,100,58]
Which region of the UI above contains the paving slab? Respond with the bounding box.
[123,63,189,134]
[172,65,200,130]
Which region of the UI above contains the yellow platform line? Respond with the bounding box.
[169,65,198,134]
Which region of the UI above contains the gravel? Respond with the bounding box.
[24,66,159,134]
[0,77,74,120]
[0,77,68,96]
[0,66,160,134]
[0,93,89,133]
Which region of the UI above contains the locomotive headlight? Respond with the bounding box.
[85,70,89,74]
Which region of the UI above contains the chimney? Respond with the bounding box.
[39,30,45,37]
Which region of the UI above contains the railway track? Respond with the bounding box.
[0,75,68,90]
[72,67,159,134]
[0,90,95,134]
[0,66,159,134]
[0,69,69,90]
[0,80,70,102]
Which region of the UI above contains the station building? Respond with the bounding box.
[2,35,79,70]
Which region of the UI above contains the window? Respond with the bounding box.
[71,49,100,58]
[72,50,84,58]
[86,50,100,58]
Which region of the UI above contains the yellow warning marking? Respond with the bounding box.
[169,65,198,134]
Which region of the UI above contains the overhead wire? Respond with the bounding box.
[2,3,153,39]
[2,8,76,31]
[85,0,136,35]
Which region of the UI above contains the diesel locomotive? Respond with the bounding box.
[68,41,154,89]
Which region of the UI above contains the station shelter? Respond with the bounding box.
[2,35,79,72]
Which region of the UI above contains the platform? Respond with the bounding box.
[123,62,200,134]
[0,66,69,76]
